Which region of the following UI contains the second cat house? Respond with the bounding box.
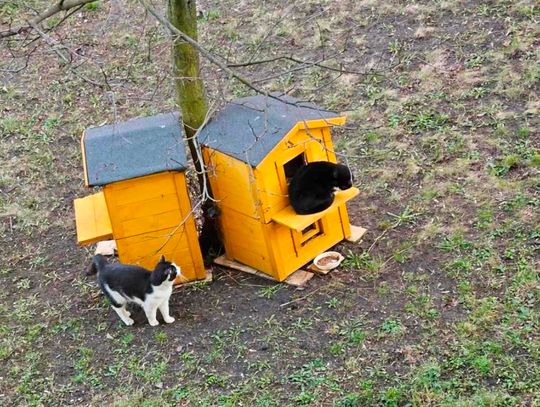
[198,94,361,282]
[73,112,206,284]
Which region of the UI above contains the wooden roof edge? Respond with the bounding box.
[81,130,90,187]
[296,116,347,129]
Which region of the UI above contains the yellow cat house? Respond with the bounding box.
[198,94,362,282]
[73,113,206,284]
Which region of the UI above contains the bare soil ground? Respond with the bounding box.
[1,0,539,406]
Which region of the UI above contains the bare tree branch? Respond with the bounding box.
[139,1,266,93]
[138,0,336,112]
[0,0,100,39]
[251,55,338,84]
[28,20,107,87]
[229,54,392,77]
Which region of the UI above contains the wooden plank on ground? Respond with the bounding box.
[284,269,314,286]
[174,268,213,288]
[214,255,313,287]
[346,225,367,243]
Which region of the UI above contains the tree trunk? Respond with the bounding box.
[167,0,208,186]
[167,0,221,260]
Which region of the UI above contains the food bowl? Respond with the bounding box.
[313,251,345,271]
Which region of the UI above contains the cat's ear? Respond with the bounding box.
[159,255,165,263]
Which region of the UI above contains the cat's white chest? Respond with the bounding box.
[144,283,173,305]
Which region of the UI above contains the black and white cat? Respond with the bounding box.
[86,254,180,326]
[288,161,353,215]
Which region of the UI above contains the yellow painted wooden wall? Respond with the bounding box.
[203,118,357,281]
[75,171,206,284]
[104,171,205,283]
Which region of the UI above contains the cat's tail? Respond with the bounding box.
[85,254,107,276]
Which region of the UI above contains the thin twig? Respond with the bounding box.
[280,287,322,307]
[28,21,106,87]
[228,54,388,77]
[0,0,100,39]
[252,56,333,84]
[138,0,337,112]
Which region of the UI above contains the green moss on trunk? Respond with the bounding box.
[167,0,208,178]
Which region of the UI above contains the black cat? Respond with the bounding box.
[288,161,353,215]
[86,254,180,326]
[198,203,223,264]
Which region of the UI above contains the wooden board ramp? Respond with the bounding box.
[346,225,367,243]
[74,192,113,245]
[214,255,314,287]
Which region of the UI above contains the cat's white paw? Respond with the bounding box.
[164,316,175,324]
[148,319,159,327]
[123,317,135,326]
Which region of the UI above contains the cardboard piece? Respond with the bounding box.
[95,240,117,256]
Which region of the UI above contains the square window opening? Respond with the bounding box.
[300,220,323,246]
[283,153,305,181]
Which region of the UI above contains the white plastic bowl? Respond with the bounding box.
[313,251,345,271]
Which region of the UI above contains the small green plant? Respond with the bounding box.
[342,251,383,276]
[476,207,494,228]
[517,5,538,19]
[465,54,486,68]
[529,153,540,167]
[365,131,379,143]
[329,342,344,356]
[447,258,473,275]
[325,297,340,309]
[121,332,135,346]
[73,347,101,386]
[517,127,530,138]
[472,355,492,375]
[258,284,282,298]
[198,9,221,22]
[388,39,402,55]
[489,154,521,176]
[206,373,227,387]
[291,317,313,331]
[143,359,169,383]
[380,319,403,335]
[409,111,449,132]
[154,331,168,343]
[334,393,363,407]
[342,251,365,269]
[294,391,316,405]
[387,206,419,226]
[439,234,473,252]
[0,1,19,17]
[412,361,442,391]
[380,386,402,407]
[461,86,488,99]
[190,280,211,290]
[388,114,401,128]
[83,1,100,11]
[347,328,367,345]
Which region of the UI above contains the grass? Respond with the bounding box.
[0,0,539,405]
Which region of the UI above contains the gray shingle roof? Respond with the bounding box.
[83,112,186,186]
[197,94,340,167]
